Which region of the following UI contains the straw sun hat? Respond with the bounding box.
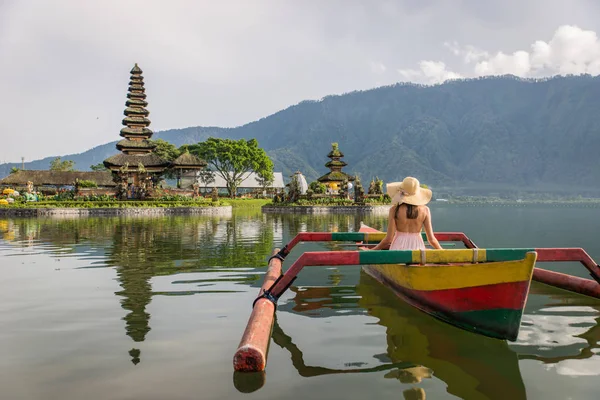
[386,177,432,206]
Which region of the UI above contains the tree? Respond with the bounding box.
[90,163,108,171]
[198,168,216,191]
[50,157,75,171]
[10,167,20,174]
[188,138,274,197]
[151,139,180,162]
[148,139,184,180]
[256,173,274,198]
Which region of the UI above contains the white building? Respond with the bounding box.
[290,171,309,194]
[184,171,285,196]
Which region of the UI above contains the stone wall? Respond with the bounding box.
[0,206,232,218]
[262,205,392,214]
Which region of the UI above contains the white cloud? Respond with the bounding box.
[474,50,531,76]
[473,25,600,77]
[398,61,462,84]
[444,41,490,64]
[400,25,600,83]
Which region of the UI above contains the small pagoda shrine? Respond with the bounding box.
[104,64,170,197]
[316,142,355,192]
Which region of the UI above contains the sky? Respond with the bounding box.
[2,0,600,163]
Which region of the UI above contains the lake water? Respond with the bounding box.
[0,205,599,400]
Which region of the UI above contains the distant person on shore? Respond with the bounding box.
[366,176,442,250]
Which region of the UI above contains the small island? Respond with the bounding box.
[262,143,393,214]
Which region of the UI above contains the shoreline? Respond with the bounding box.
[1,198,598,218]
[0,205,233,217]
[431,201,600,207]
[262,205,392,214]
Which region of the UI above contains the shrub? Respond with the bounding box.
[295,197,355,206]
[309,181,327,194]
[75,179,98,188]
[53,189,76,201]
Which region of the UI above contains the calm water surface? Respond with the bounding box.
[0,205,599,400]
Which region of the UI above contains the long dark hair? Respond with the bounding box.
[395,203,419,220]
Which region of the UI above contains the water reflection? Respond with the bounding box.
[282,270,527,399]
[515,283,600,375]
[279,264,600,397]
[1,209,599,399]
[0,215,277,364]
[271,315,418,376]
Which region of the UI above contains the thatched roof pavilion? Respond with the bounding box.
[0,170,116,187]
[171,151,207,172]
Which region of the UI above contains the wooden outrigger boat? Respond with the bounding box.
[358,224,536,341]
[234,228,600,374]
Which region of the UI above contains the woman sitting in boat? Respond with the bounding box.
[367,177,442,251]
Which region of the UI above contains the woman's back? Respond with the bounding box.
[367,177,442,251]
[394,204,428,233]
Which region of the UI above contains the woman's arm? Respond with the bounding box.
[369,206,396,250]
[423,206,442,249]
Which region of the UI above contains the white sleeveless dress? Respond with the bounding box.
[390,231,426,250]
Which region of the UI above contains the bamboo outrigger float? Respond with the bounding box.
[233,228,600,373]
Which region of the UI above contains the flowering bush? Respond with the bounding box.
[53,189,76,201]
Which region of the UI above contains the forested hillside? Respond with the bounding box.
[3,75,600,195]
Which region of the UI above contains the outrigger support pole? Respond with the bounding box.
[534,247,600,284]
[533,268,600,298]
[233,249,284,372]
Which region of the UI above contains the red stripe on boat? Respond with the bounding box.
[289,232,332,249]
[384,279,529,312]
[304,251,361,266]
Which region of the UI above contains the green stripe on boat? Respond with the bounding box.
[449,308,524,341]
[332,232,365,242]
[359,250,415,265]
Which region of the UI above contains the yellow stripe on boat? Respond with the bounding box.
[410,249,487,264]
[364,232,386,243]
[367,252,536,291]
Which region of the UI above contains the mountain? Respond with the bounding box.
[2,75,600,196]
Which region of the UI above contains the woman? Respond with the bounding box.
[368,176,442,251]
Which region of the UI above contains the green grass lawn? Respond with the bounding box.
[223,198,272,208]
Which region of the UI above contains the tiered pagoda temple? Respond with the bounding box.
[103,64,207,197]
[316,142,355,191]
[103,64,170,183]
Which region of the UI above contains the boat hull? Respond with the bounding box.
[359,225,536,341]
